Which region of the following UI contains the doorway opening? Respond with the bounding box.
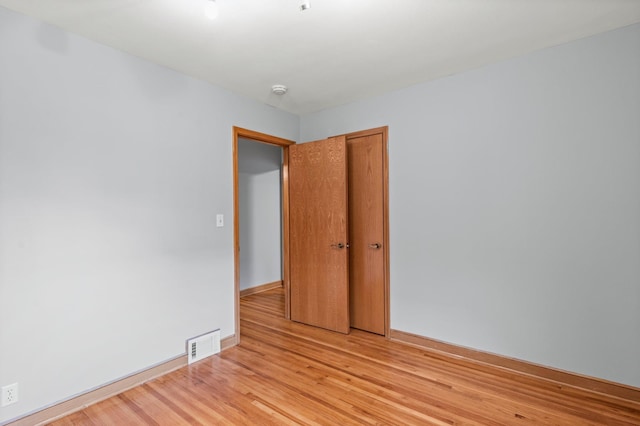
[232,127,295,345]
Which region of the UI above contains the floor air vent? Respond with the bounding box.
[187,329,221,365]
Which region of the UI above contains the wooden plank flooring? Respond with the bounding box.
[50,288,640,425]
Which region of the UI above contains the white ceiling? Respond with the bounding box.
[2,0,640,115]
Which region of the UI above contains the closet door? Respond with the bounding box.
[348,132,386,335]
[289,136,350,334]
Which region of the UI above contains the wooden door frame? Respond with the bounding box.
[233,126,390,341]
[339,126,390,337]
[232,127,295,344]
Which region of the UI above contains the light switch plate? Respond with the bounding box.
[216,214,224,227]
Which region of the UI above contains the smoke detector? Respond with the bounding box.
[271,84,288,95]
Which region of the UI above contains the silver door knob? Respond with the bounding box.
[331,243,346,249]
[368,243,381,249]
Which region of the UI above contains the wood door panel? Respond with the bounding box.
[348,133,385,334]
[289,136,350,334]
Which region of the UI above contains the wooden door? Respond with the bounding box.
[347,132,386,335]
[289,136,350,334]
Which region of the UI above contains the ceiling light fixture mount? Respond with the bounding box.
[299,0,311,11]
[271,85,288,95]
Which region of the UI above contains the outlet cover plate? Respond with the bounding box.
[1,383,18,406]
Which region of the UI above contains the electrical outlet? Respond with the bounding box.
[1,383,18,406]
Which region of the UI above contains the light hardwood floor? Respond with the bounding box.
[50,288,640,425]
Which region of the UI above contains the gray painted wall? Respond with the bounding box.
[1,4,639,422]
[0,7,297,422]
[238,139,282,291]
[300,23,640,387]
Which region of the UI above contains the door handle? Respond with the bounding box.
[331,243,348,249]
[368,243,382,249]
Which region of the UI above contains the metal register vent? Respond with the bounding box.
[187,329,221,365]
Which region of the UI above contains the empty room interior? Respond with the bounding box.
[1,0,640,424]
